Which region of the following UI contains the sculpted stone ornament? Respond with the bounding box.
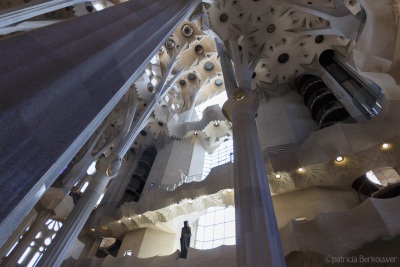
[222,87,259,122]
[106,157,123,177]
[232,87,246,101]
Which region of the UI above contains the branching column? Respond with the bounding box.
[223,88,286,267]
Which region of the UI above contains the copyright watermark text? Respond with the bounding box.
[325,255,398,264]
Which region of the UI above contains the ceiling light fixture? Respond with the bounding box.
[335,156,344,162]
[381,143,390,149]
[226,189,233,193]
[298,167,305,173]
[275,174,281,179]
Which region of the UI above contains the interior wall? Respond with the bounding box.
[272,187,360,228]
[147,137,205,185]
[257,91,316,149]
[188,137,205,176]
[118,228,146,258]
[64,237,85,260]
[118,228,176,259]
[138,228,176,258]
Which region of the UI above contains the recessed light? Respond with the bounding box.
[90,228,95,232]
[188,200,193,204]
[275,174,281,179]
[118,220,122,223]
[128,217,132,220]
[194,132,197,135]
[382,143,390,149]
[214,122,219,126]
[335,156,344,162]
[138,215,142,217]
[226,189,233,193]
[298,167,305,173]
[294,217,307,221]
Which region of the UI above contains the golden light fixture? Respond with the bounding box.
[232,88,246,101]
[381,143,390,150]
[335,156,344,162]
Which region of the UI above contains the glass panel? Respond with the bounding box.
[195,241,203,249]
[202,241,213,250]
[205,212,215,225]
[214,211,225,224]
[27,252,41,267]
[18,247,31,264]
[203,226,214,241]
[213,224,224,240]
[224,237,236,245]
[194,206,236,249]
[225,221,236,238]
[213,239,224,248]
[196,226,204,240]
[225,207,235,221]
[198,215,206,226]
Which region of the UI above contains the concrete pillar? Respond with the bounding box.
[101,150,140,204]
[0,0,200,249]
[2,210,52,267]
[36,158,114,267]
[223,88,286,267]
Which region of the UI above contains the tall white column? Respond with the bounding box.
[0,0,200,249]
[2,210,52,267]
[36,157,115,267]
[223,88,286,267]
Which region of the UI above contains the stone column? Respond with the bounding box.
[223,88,286,267]
[2,210,52,267]
[36,157,117,267]
[0,0,200,249]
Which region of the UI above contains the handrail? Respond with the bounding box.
[148,171,204,191]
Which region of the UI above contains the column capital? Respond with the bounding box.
[222,87,259,122]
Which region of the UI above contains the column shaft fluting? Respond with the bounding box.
[223,89,286,267]
[36,169,110,267]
